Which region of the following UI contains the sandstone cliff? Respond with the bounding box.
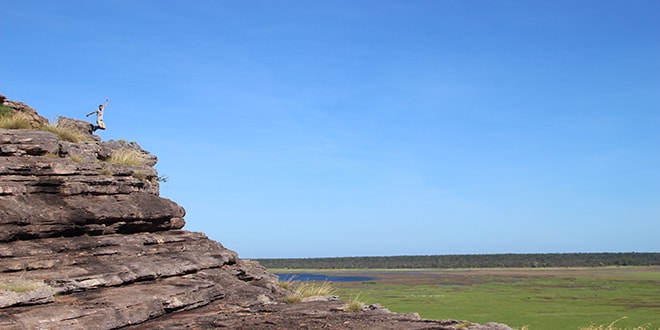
[0,94,511,329]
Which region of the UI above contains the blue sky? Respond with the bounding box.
[2,1,658,258]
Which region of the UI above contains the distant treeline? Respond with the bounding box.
[254,252,660,269]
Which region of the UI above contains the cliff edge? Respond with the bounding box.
[0,94,511,329]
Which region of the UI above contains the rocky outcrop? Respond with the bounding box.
[0,126,180,241]
[0,96,49,129]
[0,231,280,329]
[0,94,511,329]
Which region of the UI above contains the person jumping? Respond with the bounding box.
[87,98,108,132]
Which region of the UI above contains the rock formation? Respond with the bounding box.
[0,94,511,329]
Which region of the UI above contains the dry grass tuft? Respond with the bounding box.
[43,152,60,158]
[345,300,363,312]
[106,148,147,166]
[343,294,363,312]
[294,281,335,297]
[132,171,148,181]
[0,111,32,129]
[282,281,335,304]
[579,317,654,330]
[41,124,89,143]
[284,294,302,304]
[0,112,90,143]
[277,279,294,291]
[0,279,47,293]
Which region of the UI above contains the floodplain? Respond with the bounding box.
[271,266,660,330]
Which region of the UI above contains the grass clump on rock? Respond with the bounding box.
[0,279,47,293]
[99,168,113,176]
[106,148,147,166]
[0,111,90,143]
[281,281,335,304]
[131,171,147,181]
[343,294,364,312]
[0,104,11,116]
[40,124,89,143]
[0,111,32,129]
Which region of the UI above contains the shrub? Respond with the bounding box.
[70,155,83,163]
[106,148,146,166]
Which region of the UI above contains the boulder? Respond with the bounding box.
[56,116,99,142]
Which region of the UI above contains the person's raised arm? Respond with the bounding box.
[102,98,109,110]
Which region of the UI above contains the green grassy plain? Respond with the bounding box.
[271,267,660,330]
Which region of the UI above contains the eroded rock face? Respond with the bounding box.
[0,128,181,241]
[0,95,512,330]
[0,231,283,329]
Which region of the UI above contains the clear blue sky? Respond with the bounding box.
[2,1,658,258]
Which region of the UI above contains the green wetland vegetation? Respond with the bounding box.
[269,267,660,330]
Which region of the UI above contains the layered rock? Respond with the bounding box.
[0,127,180,241]
[0,94,511,329]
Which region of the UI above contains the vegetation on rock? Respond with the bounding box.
[0,279,47,293]
[0,111,32,129]
[0,111,90,142]
[40,123,89,143]
[344,294,364,312]
[106,147,147,166]
[0,105,11,116]
[280,280,335,304]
